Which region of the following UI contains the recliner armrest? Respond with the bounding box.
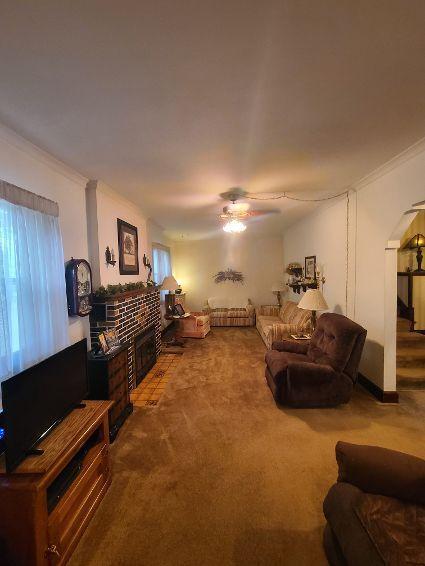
[335,441,425,505]
[271,339,309,354]
[287,361,339,385]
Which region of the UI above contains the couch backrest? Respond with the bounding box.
[207,297,250,310]
[307,313,367,381]
[280,300,312,329]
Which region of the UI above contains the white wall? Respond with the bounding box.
[147,219,174,259]
[285,196,351,316]
[0,124,89,345]
[173,234,284,311]
[94,181,151,286]
[283,139,425,391]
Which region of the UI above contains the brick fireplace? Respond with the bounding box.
[90,287,161,389]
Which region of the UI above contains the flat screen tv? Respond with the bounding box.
[1,338,88,472]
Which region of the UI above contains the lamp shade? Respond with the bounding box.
[298,289,328,311]
[161,275,179,291]
[404,233,425,250]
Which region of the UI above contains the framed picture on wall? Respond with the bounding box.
[98,332,109,354]
[304,255,316,280]
[117,218,139,275]
[104,329,120,350]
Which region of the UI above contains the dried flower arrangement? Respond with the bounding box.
[213,268,244,284]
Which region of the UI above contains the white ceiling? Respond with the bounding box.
[1,0,425,239]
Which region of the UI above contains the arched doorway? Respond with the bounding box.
[384,200,425,393]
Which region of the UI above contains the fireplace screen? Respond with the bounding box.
[134,326,157,386]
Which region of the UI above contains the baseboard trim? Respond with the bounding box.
[357,373,399,403]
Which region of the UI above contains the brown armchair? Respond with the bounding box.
[323,442,425,566]
[264,312,366,407]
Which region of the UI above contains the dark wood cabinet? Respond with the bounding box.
[88,345,133,442]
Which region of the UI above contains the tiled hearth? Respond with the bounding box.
[130,353,182,407]
[90,287,162,390]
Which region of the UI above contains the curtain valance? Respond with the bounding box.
[0,179,59,217]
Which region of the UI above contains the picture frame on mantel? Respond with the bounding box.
[304,255,316,280]
[117,218,139,275]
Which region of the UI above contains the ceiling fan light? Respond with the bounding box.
[223,219,246,233]
[225,202,250,214]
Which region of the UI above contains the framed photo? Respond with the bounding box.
[104,329,120,349]
[98,332,109,354]
[305,255,316,280]
[117,219,139,275]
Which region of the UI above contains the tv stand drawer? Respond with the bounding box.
[47,443,109,564]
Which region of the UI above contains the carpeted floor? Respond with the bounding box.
[70,328,425,566]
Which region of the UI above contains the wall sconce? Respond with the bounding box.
[105,246,116,267]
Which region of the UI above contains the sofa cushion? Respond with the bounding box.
[279,301,298,322]
[208,297,250,309]
[264,350,309,387]
[355,492,425,566]
[279,300,311,328]
[210,308,250,319]
[257,315,281,329]
[290,308,311,328]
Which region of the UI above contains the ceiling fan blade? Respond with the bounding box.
[248,209,279,217]
[219,188,248,201]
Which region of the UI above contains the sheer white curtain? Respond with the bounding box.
[0,186,69,404]
[152,244,171,300]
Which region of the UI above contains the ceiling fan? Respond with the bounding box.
[218,188,278,232]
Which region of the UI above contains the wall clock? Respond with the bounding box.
[65,258,93,317]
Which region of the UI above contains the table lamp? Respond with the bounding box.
[271,282,284,307]
[161,275,179,315]
[298,288,328,331]
[403,233,425,271]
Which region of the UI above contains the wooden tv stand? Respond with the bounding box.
[0,400,113,566]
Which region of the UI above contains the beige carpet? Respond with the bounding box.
[70,328,425,566]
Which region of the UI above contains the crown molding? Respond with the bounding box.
[283,136,425,234]
[0,122,88,187]
[95,180,147,218]
[353,135,425,193]
[412,199,425,209]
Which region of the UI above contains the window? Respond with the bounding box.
[0,181,69,406]
[152,243,171,300]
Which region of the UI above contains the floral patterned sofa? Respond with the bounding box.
[203,297,255,327]
[256,301,312,349]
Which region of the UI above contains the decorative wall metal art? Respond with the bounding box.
[213,268,244,284]
[143,253,153,283]
[105,246,116,267]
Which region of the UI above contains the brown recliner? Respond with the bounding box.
[264,312,366,407]
[323,442,425,566]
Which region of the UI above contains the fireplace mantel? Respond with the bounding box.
[93,285,161,303]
